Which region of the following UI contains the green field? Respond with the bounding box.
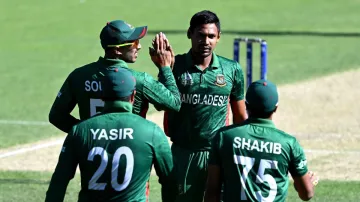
[0,171,359,202]
[1,0,360,148]
[1,0,360,201]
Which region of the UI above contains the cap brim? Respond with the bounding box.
[127,26,148,41]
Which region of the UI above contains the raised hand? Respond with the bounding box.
[149,32,173,68]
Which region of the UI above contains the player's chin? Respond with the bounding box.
[127,57,137,63]
[196,49,212,58]
[199,51,212,58]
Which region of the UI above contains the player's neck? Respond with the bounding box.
[191,51,213,70]
[248,114,274,120]
[104,53,121,60]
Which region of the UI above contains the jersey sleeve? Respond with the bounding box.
[45,126,79,202]
[49,72,80,133]
[142,66,181,112]
[208,130,223,166]
[230,63,245,101]
[289,139,308,177]
[152,124,176,202]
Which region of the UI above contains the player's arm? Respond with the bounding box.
[142,69,181,112]
[230,63,248,124]
[204,131,223,202]
[49,72,80,133]
[45,126,79,202]
[151,124,176,202]
[289,139,317,201]
[293,172,317,201]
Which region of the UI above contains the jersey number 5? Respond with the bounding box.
[90,98,105,117]
[88,147,134,191]
[234,155,278,202]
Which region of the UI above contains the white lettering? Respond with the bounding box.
[273,143,282,154]
[203,95,208,105]
[91,128,134,140]
[180,94,229,106]
[242,138,251,150]
[85,80,102,92]
[213,95,219,106]
[98,129,108,140]
[124,128,134,139]
[85,81,91,91]
[233,137,241,148]
[260,141,269,153]
[185,94,192,103]
[218,96,224,106]
[91,129,100,140]
[250,140,260,152]
[233,138,282,155]
[192,94,198,104]
[208,95,213,105]
[109,129,118,140]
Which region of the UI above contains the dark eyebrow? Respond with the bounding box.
[197,31,217,37]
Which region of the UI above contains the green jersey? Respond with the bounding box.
[45,102,175,202]
[49,57,181,133]
[164,51,245,150]
[209,118,308,202]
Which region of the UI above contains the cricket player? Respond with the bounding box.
[45,68,175,202]
[204,80,319,202]
[155,10,248,202]
[49,20,180,133]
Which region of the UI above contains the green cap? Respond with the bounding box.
[100,20,147,49]
[245,79,279,113]
[101,68,136,100]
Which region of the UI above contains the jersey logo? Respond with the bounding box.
[57,91,62,98]
[297,159,307,169]
[124,21,135,30]
[215,74,226,87]
[181,71,193,86]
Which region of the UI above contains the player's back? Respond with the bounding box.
[66,59,154,119]
[66,59,108,119]
[72,111,162,202]
[217,118,306,202]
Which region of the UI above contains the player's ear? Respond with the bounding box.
[130,90,136,104]
[273,106,278,113]
[187,28,191,39]
[114,47,123,55]
[217,31,221,42]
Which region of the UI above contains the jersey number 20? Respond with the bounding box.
[88,147,134,191]
[234,155,278,202]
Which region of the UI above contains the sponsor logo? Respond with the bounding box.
[57,92,62,98]
[181,71,193,86]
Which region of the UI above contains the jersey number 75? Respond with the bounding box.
[234,155,279,202]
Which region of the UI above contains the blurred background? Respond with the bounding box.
[0,0,359,201]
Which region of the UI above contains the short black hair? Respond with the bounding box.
[246,103,276,119]
[189,10,221,33]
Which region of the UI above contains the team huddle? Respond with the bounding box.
[45,10,318,202]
